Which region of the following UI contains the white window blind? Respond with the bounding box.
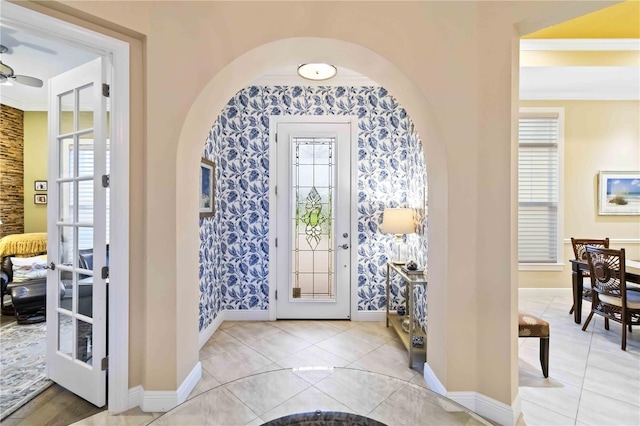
[70,142,110,250]
[518,113,560,264]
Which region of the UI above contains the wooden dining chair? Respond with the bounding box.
[569,238,610,315]
[582,246,640,350]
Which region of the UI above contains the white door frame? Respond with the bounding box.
[1,2,130,414]
[268,115,358,321]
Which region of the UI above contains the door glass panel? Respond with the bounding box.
[78,227,93,251]
[58,182,74,223]
[59,226,75,266]
[291,137,335,300]
[59,138,75,179]
[59,91,74,135]
[77,135,94,178]
[76,319,93,364]
[77,180,94,224]
[59,269,73,311]
[77,84,94,132]
[58,313,73,357]
[77,273,93,319]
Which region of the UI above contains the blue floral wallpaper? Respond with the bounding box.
[199,86,428,332]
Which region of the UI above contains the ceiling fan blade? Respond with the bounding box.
[14,75,43,88]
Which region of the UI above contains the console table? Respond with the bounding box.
[385,262,427,367]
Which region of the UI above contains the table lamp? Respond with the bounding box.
[381,208,416,264]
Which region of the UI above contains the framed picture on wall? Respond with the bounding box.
[199,158,215,218]
[34,194,48,205]
[34,180,48,191]
[598,171,640,215]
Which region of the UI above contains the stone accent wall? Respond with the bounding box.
[0,104,25,237]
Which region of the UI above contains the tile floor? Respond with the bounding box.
[517,289,640,426]
[73,290,640,426]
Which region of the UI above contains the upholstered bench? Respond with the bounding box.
[518,312,549,378]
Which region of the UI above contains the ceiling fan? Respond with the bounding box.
[0,44,43,87]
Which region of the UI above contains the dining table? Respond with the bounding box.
[570,258,640,324]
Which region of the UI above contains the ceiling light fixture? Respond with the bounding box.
[297,63,337,81]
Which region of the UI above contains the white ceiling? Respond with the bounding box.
[0,21,638,111]
[0,24,99,110]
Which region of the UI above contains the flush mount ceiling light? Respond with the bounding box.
[297,63,337,81]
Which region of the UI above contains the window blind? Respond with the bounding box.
[70,142,110,250]
[518,114,559,263]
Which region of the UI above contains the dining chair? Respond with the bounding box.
[582,246,640,351]
[569,238,610,315]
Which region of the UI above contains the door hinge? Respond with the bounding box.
[102,174,110,188]
[275,290,278,300]
[101,356,108,371]
[275,134,278,143]
[102,83,110,97]
[101,266,109,279]
[275,186,278,196]
[275,238,278,248]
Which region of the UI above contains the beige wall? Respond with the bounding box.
[21,0,616,417]
[23,111,48,233]
[519,100,640,288]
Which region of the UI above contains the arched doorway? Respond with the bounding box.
[175,33,449,408]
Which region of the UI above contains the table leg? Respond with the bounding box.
[572,262,583,324]
[408,282,413,368]
[386,263,390,328]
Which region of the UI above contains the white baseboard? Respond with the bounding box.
[350,310,386,321]
[423,362,447,395]
[423,362,520,426]
[130,362,202,413]
[447,391,519,426]
[199,313,224,349]
[127,385,143,410]
[223,309,270,321]
[176,362,202,405]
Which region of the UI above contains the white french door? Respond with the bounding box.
[275,120,352,319]
[46,58,108,407]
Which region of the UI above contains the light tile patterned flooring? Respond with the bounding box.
[74,290,640,426]
[517,290,640,426]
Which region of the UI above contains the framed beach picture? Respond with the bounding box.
[199,158,215,218]
[598,171,640,215]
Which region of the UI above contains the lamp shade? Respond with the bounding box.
[381,208,415,234]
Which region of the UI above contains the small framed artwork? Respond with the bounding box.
[34,180,48,191]
[34,194,48,205]
[598,171,640,215]
[199,158,215,218]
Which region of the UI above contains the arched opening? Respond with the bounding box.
[176,35,450,405]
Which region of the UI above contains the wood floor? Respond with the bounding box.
[1,313,105,426]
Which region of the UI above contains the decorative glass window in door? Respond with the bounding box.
[291,137,335,300]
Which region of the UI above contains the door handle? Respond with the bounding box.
[46,262,56,270]
[340,244,349,250]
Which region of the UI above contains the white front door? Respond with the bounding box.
[46,58,108,407]
[275,120,352,319]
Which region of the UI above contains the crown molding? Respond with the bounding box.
[521,39,640,51]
